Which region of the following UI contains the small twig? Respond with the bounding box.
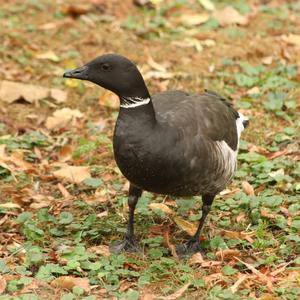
[270,262,291,277]
[230,274,247,293]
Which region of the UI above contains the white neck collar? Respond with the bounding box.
[120,96,151,108]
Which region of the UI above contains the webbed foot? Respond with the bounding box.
[175,239,205,257]
[109,237,140,254]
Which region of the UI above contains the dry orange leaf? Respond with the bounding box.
[173,216,197,236]
[58,145,74,162]
[242,181,255,196]
[51,276,90,293]
[213,6,249,26]
[148,203,175,216]
[52,165,91,184]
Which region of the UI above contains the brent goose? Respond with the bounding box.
[63,54,249,256]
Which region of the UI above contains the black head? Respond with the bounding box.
[63,54,150,98]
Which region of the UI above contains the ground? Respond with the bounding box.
[0,0,299,299]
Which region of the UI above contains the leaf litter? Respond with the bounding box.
[0,0,299,299]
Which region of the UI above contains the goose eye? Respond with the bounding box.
[101,63,110,71]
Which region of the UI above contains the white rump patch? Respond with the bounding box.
[120,97,151,108]
[215,140,237,183]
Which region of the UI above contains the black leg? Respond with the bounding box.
[176,194,215,257]
[110,184,142,253]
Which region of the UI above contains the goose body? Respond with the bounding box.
[63,54,248,256]
[114,90,244,196]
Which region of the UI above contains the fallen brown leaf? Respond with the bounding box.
[221,230,255,243]
[159,282,191,300]
[235,257,273,292]
[88,245,111,257]
[50,89,67,103]
[0,80,67,104]
[35,50,60,62]
[266,149,289,160]
[203,272,223,283]
[0,145,6,157]
[247,143,269,155]
[0,215,8,226]
[279,206,289,217]
[259,295,281,300]
[173,216,197,236]
[119,281,135,292]
[198,0,215,11]
[246,86,260,95]
[10,151,35,171]
[97,211,108,218]
[242,181,255,196]
[148,203,175,216]
[99,90,119,109]
[236,212,246,222]
[0,203,21,209]
[262,56,273,65]
[162,226,177,258]
[216,249,241,260]
[213,6,249,26]
[270,262,291,277]
[201,260,223,268]
[261,209,276,219]
[19,278,42,294]
[281,34,300,46]
[61,4,91,17]
[51,276,90,293]
[45,108,83,131]
[176,13,209,27]
[29,194,54,209]
[0,275,6,294]
[140,292,156,300]
[52,165,91,184]
[147,56,168,72]
[57,183,71,199]
[189,252,205,265]
[230,274,247,294]
[58,145,74,162]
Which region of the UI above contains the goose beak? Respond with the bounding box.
[63,65,89,80]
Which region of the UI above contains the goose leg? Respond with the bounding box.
[176,194,215,257]
[110,184,142,253]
